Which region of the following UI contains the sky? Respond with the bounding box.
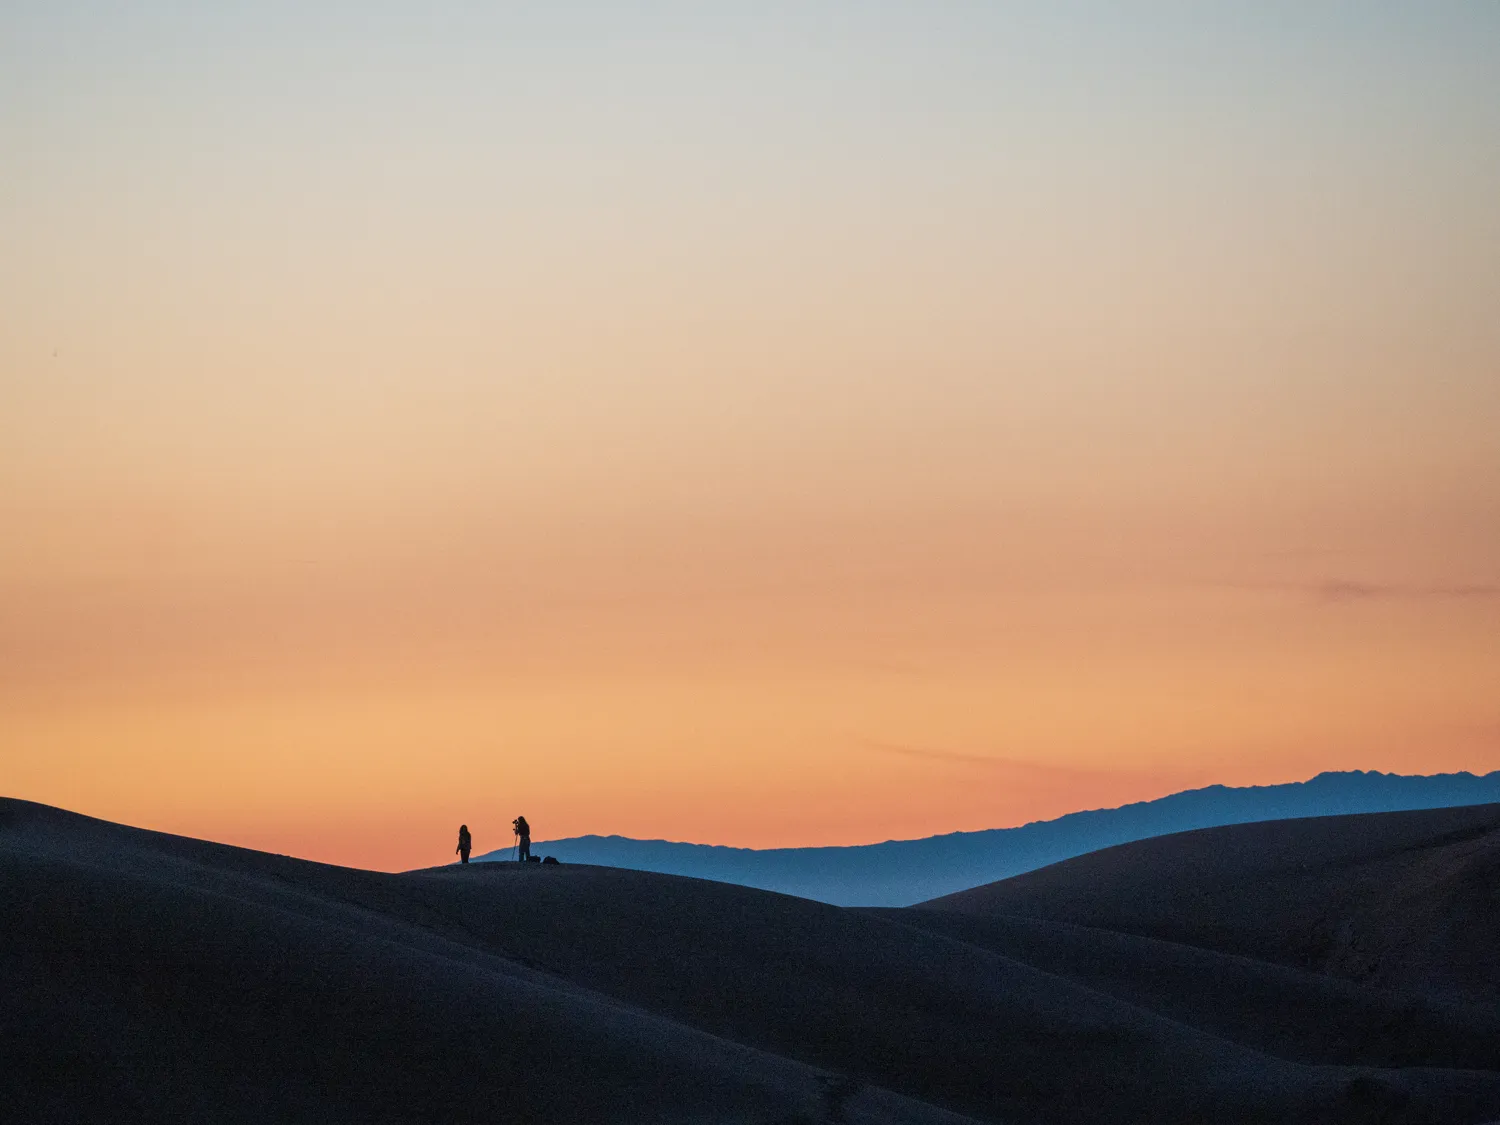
[3,2,1498,869]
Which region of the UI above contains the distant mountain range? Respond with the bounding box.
[476,770,1500,906]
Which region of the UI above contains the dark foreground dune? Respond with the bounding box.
[1,799,971,1125]
[5,798,1500,1124]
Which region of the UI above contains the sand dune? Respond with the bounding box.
[1,799,975,1125]
[878,910,1500,1071]
[6,797,1500,1124]
[923,802,1500,1004]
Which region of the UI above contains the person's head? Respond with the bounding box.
[460,824,468,834]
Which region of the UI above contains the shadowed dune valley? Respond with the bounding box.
[6,797,1500,1124]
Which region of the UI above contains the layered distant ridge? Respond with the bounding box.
[488,770,1500,905]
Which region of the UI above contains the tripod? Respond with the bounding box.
[512,831,519,862]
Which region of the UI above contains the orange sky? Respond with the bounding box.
[3,4,1498,869]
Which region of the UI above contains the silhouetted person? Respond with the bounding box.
[456,824,471,864]
[513,816,531,863]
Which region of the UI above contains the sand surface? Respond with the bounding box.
[6,797,1500,1123]
[924,802,1500,1003]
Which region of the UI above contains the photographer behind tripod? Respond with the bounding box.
[512,815,531,862]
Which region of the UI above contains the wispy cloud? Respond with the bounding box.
[1224,579,1500,605]
[864,740,1017,768]
[859,740,1176,781]
[1308,579,1500,604]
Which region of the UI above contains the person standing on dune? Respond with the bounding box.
[513,815,531,862]
[456,824,471,864]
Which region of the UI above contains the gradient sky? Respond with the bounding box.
[3,2,1498,870]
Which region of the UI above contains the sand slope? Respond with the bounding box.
[877,910,1500,1071]
[922,802,1500,1004]
[6,798,1500,1124]
[1,798,974,1125]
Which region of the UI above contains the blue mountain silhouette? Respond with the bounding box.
[477,770,1500,905]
